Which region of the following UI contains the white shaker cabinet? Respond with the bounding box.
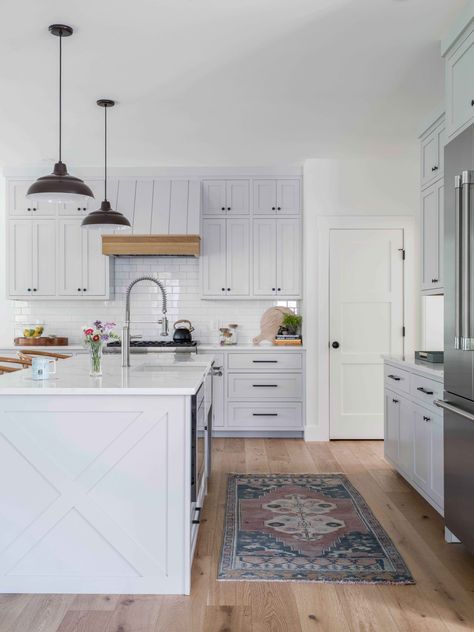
[58,180,104,216]
[201,180,249,215]
[421,180,444,294]
[201,218,250,297]
[420,120,445,189]
[413,405,444,509]
[8,181,55,217]
[253,179,300,214]
[253,218,301,298]
[444,28,474,139]
[8,220,56,297]
[57,219,109,298]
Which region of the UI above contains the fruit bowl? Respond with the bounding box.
[19,323,46,339]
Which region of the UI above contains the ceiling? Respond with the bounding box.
[0,0,467,167]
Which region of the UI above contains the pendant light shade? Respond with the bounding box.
[27,25,94,204]
[81,100,131,231]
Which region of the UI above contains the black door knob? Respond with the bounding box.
[332,341,340,349]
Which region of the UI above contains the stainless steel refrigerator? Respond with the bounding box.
[437,124,474,553]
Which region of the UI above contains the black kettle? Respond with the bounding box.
[173,319,194,343]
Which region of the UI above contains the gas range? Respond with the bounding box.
[105,340,198,354]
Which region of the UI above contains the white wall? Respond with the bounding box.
[303,152,419,441]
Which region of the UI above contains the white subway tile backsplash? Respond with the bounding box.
[10,257,294,345]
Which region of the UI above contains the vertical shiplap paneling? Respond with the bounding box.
[133,180,154,234]
[169,181,189,234]
[151,180,172,234]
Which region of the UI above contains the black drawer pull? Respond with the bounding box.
[252,360,278,363]
[388,374,401,381]
[392,399,399,404]
[252,384,278,387]
[192,519,200,524]
[417,387,434,395]
[252,413,278,416]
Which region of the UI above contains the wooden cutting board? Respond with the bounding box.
[14,337,69,347]
[252,307,293,345]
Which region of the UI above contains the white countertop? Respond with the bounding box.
[382,355,444,382]
[0,353,213,395]
[0,343,305,354]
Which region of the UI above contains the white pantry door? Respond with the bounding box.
[329,229,404,439]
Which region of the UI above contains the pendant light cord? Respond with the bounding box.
[104,104,108,202]
[58,30,62,162]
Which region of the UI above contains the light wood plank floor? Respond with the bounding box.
[2,439,474,632]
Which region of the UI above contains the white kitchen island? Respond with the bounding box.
[0,353,212,595]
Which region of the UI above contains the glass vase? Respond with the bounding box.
[89,342,103,377]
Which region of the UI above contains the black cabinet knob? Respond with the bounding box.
[221,207,225,211]
[431,165,438,172]
[471,99,474,107]
[77,207,81,211]
[277,206,281,210]
[33,288,37,292]
[227,207,231,211]
[227,288,231,291]
[27,288,31,292]
[27,207,31,211]
[277,287,281,291]
[83,288,87,292]
[392,398,399,404]
[272,288,276,291]
[77,288,81,292]
[32,208,37,211]
[272,206,276,210]
[331,341,340,349]
[221,288,225,291]
[423,416,431,422]
[432,278,438,283]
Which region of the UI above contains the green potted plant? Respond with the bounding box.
[280,313,302,336]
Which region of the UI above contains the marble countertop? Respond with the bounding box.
[0,343,305,353]
[0,353,212,395]
[382,355,444,381]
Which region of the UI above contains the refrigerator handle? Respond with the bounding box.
[455,175,462,350]
[461,171,474,350]
[435,399,474,422]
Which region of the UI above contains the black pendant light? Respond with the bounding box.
[81,100,131,230]
[27,25,94,204]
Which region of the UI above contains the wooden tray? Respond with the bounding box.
[14,337,69,347]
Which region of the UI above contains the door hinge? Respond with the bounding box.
[398,248,406,260]
[402,326,406,337]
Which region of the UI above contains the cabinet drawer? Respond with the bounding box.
[384,365,411,394]
[227,352,302,371]
[410,374,443,409]
[227,373,303,399]
[227,402,303,429]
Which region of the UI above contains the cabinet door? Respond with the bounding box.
[226,180,250,215]
[276,218,301,297]
[201,180,227,215]
[421,182,443,292]
[413,405,431,492]
[429,413,444,509]
[398,397,414,477]
[253,179,277,214]
[384,390,400,464]
[201,219,227,297]
[446,30,474,138]
[8,221,34,296]
[253,219,277,296]
[213,360,225,429]
[82,229,108,296]
[276,179,301,214]
[226,219,250,296]
[33,221,56,296]
[8,181,55,217]
[58,220,84,296]
[420,124,444,189]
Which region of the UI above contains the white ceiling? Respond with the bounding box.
[0,0,467,167]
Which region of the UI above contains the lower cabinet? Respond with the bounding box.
[199,350,304,434]
[384,362,444,514]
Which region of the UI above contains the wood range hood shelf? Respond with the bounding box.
[102,234,201,257]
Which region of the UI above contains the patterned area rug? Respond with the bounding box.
[218,474,414,584]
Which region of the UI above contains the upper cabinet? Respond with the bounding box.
[8,181,55,217]
[444,28,474,140]
[419,115,445,296]
[201,180,250,215]
[8,220,56,297]
[420,119,445,189]
[420,180,444,294]
[58,180,104,216]
[253,179,301,214]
